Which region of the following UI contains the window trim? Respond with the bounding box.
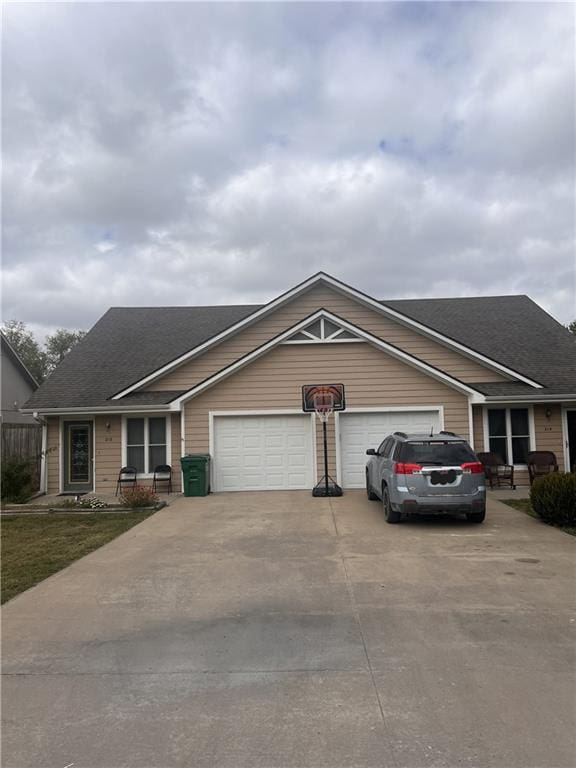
[121,414,171,477]
[482,406,535,467]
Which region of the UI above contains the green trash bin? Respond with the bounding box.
[180,454,211,497]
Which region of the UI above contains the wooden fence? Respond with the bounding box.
[1,423,43,491]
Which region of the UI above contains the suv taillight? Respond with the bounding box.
[461,462,484,474]
[394,462,423,475]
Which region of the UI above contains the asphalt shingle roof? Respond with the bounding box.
[24,306,258,409]
[382,295,576,395]
[24,293,576,410]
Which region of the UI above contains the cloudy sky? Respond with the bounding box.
[2,2,575,339]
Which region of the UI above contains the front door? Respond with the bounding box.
[567,411,576,473]
[63,421,93,493]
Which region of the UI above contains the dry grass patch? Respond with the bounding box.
[1,510,156,604]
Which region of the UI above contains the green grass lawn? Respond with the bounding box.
[1,510,156,604]
[501,499,576,537]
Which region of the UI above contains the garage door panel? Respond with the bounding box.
[340,410,441,489]
[213,415,313,492]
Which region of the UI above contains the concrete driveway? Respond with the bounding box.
[2,492,575,767]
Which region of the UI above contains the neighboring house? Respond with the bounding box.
[1,332,38,425]
[21,273,576,494]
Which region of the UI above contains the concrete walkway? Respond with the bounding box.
[2,492,575,767]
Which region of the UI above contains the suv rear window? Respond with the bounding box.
[399,441,477,465]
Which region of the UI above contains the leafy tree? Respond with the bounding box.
[1,320,46,383]
[1,321,86,382]
[566,320,576,335]
[44,329,86,375]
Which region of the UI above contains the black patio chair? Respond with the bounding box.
[476,452,515,489]
[527,451,558,485]
[115,466,137,495]
[153,464,172,494]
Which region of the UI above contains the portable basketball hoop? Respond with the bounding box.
[313,392,334,423]
[302,384,345,497]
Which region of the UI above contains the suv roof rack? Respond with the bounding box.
[392,431,408,438]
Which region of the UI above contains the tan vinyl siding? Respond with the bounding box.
[472,406,484,453]
[46,416,60,494]
[146,285,508,392]
[94,415,122,494]
[183,342,470,485]
[170,413,182,492]
[533,404,564,470]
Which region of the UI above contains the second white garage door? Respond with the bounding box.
[339,410,442,488]
[212,414,314,492]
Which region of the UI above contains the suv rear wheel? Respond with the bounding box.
[466,509,486,524]
[382,486,401,524]
[366,471,379,501]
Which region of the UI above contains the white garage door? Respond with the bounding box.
[213,415,314,492]
[339,410,442,488]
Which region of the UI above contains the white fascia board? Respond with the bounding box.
[112,272,541,399]
[484,395,576,403]
[171,309,485,408]
[22,405,174,416]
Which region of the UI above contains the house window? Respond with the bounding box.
[487,408,531,465]
[126,417,167,473]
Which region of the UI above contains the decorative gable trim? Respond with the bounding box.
[283,316,363,344]
[113,272,542,399]
[168,310,486,409]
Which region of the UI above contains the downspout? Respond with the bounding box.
[467,398,475,450]
[32,412,48,495]
[180,406,185,493]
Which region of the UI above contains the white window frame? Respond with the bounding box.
[122,415,171,477]
[483,406,535,467]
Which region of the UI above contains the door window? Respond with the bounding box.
[69,425,90,483]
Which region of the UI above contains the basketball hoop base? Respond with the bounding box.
[312,476,343,497]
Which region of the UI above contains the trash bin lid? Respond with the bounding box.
[182,453,211,458]
[180,453,211,464]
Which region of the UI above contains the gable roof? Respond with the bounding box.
[23,306,256,410]
[382,295,576,396]
[170,309,485,407]
[22,275,576,411]
[1,333,39,390]
[110,273,542,398]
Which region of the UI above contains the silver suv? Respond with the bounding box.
[365,431,486,524]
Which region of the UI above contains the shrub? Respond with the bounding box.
[530,473,576,527]
[119,486,159,509]
[1,458,34,503]
[78,497,108,509]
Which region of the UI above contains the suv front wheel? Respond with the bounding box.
[382,486,401,524]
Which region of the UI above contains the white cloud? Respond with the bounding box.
[1,1,574,336]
